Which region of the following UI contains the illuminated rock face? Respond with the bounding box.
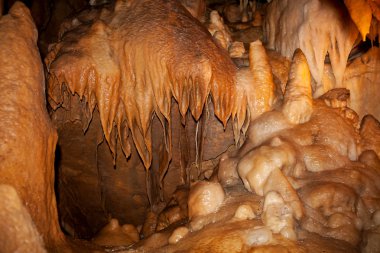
[0,2,64,249]
[317,47,380,120]
[208,10,232,50]
[264,0,380,120]
[188,181,225,219]
[265,0,358,88]
[98,44,379,252]
[3,0,375,250]
[219,48,380,248]
[0,185,46,253]
[92,218,139,247]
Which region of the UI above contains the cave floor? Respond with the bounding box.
[65,185,357,253]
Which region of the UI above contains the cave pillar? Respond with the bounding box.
[0,2,64,249]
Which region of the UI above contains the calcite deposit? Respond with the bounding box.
[0,185,46,253]
[0,2,64,250]
[0,0,380,252]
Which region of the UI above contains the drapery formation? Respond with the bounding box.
[46,0,239,171]
[265,0,380,89]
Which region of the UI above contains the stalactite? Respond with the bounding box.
[265,0,359,87]
[344,0,373,40]
[46,0,237,171]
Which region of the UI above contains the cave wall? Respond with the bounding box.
[0,2,64,249]
[52,93,235,238]
[52,96,149,238]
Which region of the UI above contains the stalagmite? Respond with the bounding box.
[212,40,378,251]
[360,115,380,158]
[234,40,275,139]
[92,219,139,246]
[282,49,313,124]
[218,42,279,187]
[246,40,275,120]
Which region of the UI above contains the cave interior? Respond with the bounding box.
[1,0,380,252]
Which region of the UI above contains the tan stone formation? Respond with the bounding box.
[282,49,313,124]
[316,47,380,120]
[343,0,373,40]
[156,186,188,231]
[217,47,380,248]
[208,10,232,50]
[92,218,139,247]
[234,40,275,142]
[0,185,46,253]
[360,114,380,158]
[265,0,358,87]
[229,41,246,58]
[152,185,360,252]
[265,0,380,121]
[0,2,64,250]
[234,204,256,221]
[168,226,189,244]
[188,181,225,220]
